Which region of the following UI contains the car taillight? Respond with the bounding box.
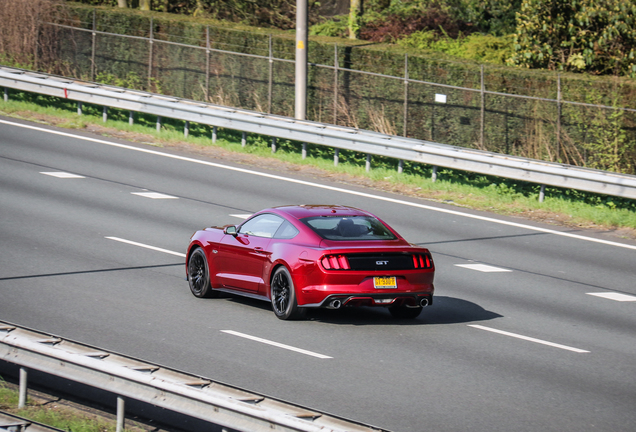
[412,253,433,269]
[321,254,350,270]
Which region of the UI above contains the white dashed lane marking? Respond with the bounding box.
[587,292,636,302]
[40,171,85,179]
[106,237,186,257]
[455,264,512,273]
[131,192,178,199]
[469,325,590,353]
[221,330,333,359]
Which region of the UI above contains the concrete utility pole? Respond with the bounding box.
[295,0,308,120]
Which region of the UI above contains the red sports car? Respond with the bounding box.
[186,205,435,320]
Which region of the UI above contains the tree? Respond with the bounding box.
[509,0,636,77]
[117,0,127,8]
[139,0,150,11]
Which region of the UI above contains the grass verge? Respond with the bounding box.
[1,91,635,239]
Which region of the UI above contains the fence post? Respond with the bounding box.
[205,26,210,102]
[268,34,273,114]
[91,9,96,81]
[333,44,339,125]
[147,18,154,90]
[18,367,27,408]
[403,53,408,137]
[557,73,562,162]
[480,65,485,149]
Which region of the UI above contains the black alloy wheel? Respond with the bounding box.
[188,248,216,298]
[270,266,306,320]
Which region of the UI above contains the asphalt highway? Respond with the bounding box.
[2,116,636,432]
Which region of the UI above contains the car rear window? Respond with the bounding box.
[301,216,397,241]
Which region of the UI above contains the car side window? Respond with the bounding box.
[274,220,299,239]
[238,214,284,238]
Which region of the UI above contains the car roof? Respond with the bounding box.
[269,205,372,220]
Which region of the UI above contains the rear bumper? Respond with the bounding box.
[302,292,433,309]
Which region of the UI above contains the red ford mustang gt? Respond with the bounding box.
[186,205,435,320]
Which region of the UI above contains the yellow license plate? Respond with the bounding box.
[374,276,397,289]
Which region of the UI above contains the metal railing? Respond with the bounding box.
[36,13,636,175]
[2,66,636,200]
[0,321,387,432]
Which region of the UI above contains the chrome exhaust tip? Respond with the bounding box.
[328,299,342,309]
[420,298,429,308]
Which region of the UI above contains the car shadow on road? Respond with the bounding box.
[305,296,502,325]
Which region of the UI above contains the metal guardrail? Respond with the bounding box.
[2,66,636,200]
[0,411,65,432]
[0,322,387,432]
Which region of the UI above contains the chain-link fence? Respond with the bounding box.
[40,12,636,175]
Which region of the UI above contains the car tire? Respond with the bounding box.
[389,305,423,319]
[188,248,217,298]
[270,266,306,320]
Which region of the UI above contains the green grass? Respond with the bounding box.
[2,90,635,236]
[0,379,120,432]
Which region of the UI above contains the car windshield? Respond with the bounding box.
[301,216,397,241]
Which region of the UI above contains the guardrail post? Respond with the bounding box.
[271,137,277,153]
[4,88,8,102]
[18,367,27,408]
[102,106,107,123]
[334,148,339,166]
[212,126,217,143]
[302,143,307,159]
[432,166,438,182]
[116,396,125,432]
[184,121,189,138]
[366,154,371,172]
[156,116,161,132]
[398,159,404,174]
[77,102,82,115]
[129,111,134,125]
[242,132,247,147]
[539,185,546,202]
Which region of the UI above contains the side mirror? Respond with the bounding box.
[224,225,237,236]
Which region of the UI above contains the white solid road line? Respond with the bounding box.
[221,330,333,359]
[131,192,178,199]
[106,236,186,258]
[4,118,636,251]
[468,324,590,353]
